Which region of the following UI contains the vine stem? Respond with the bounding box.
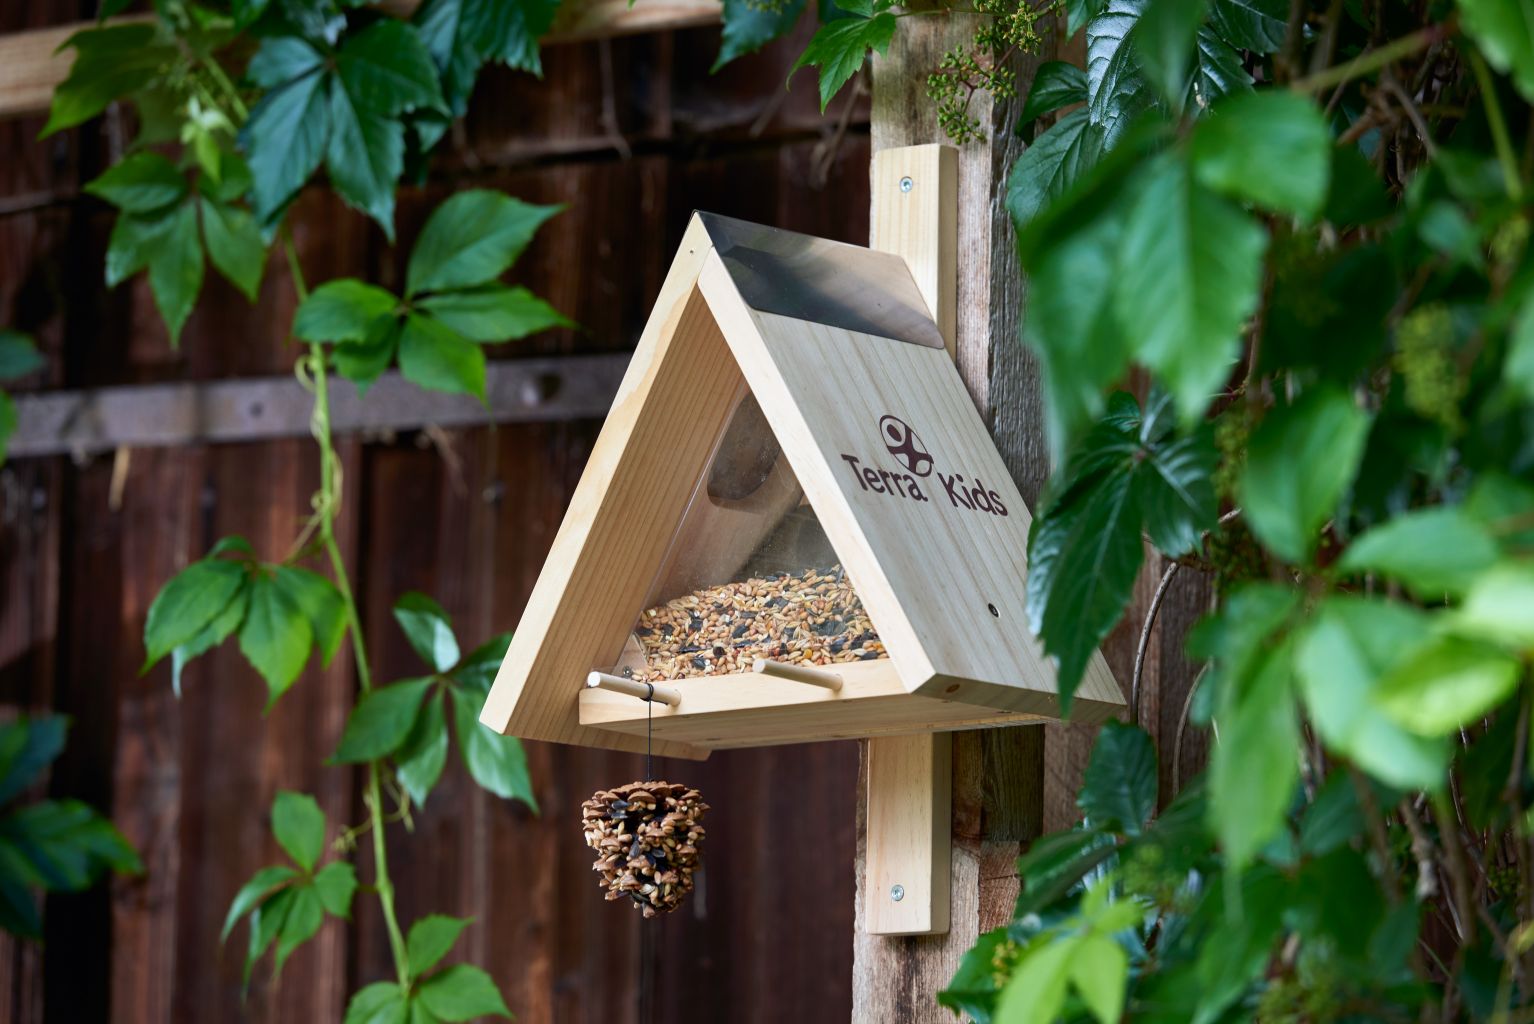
[284,234,412,992]
[1468,49,1524,202]
[1288,23,1448,96]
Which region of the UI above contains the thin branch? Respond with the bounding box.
[1290,24,1450,96]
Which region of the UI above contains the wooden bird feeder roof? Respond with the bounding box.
[479,212,1123,760]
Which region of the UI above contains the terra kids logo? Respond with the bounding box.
[838,414,1009,517]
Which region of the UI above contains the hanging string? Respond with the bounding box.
[638,683,655,1024]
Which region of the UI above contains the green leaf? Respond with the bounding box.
[1298,773,1363,857]
[1207,0,1285,52]
[417,964,512,1021]
[274,566,347,667]
[790,13,899,113]
[0,392,13,467]
[333,678,437,763]
[0,331,43,381]
[104,211,164,288]
[0,717,69,807]
[241,49,331,225]
[336,20,445,117]
[418,285,571,342]
[1211,640,1298,869]
[1190,89,1332,220]
[1077,722,1157,834]
[407,914,470,976]
[239,572,314,707]
[336,316,403,394]
[345,981,409,1024]
[295,280,400,343]
[1458,0,1534,101]
[1135,0,1206,102]
[143,557,249,669]
[274,884,324,976]
[407,190,562,296]
[462,0,560,75]
[1015,829,1116,917]
[200,198,266,302]
[1338,507,1500,598]
[0,799,143,888]
[272,790,326,873]
[1017,61,1089,130]
[1375,636,1522,737]
[222,864,299,942]
[325,84,405,239]
[1185,25,1251,108]
[396,693,450,807]
[1112,152,1267,424]
[450,685,537,808]
[393,592,461,672]
[1069,933,1128,1024]
[313,861,358,917]
[147,201,205,346]
[1294,597,1449,791]
[1067,0,1107,34]
[1508,292,1534,401]
[715,0,806,71]
[172,584,249,697]
[450,633,513,690]
[245,886,293,986]
[1007,109,1107,236]
[42,25,175,137]
[85,152,187,214]
[996,935,1075,1024]
[400,314,486,398]
[1454,563,1534,650]
[1087,0,1156,148]
[1238,387,1371,564]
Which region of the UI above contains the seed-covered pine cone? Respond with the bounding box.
[581,781,707,918]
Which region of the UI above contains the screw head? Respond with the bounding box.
[890,884,905,902]
[899,176,914,193]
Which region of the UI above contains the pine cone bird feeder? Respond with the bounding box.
[581,781,707,917]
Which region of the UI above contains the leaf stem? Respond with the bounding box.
[284,232,411,990]
[1288,24,1446,96]
[1468,49,1524,202]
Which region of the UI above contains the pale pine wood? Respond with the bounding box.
[753,658,843,690]
[0,0,722,122]
[865,733,952,935]
[578,659,1045,748]
[870,145,958,355]
[584,672,682,706]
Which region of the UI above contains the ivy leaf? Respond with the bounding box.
[0,717,68,808]
[1067,0,1108,34]
[396,692,449,807]
[1211,640,1299,870]
[0,800,142,891]
[1190,89,1332,220]
[326,85,406,240]
[1453,563,1534,651]
[399,314,486,400]
[1507,292,1534,401]
[1134,0,1207,103]
[274,566,347,668]
[85,152,187,214]
[996,935,1075,1023]
[335,317,403,395]
[245,887,293,987]
[1112,152,1267,425]
[147,201,206,346]
[1238,387,1371,564]
[273,884,324,976]
[313,861,358,918]
[1007,109,1107,236]
[416,964,512,1021]
[294,280,400,343]
[344,981,408,1024]
[172,585,249,697]
[462,0,560,75]
[241,41,331,225]
[418,285,571,342]
[451,633,513,690]
[1294,597,1449,792]
[143,557,249,670]
[449,685,537,809]
[271,791,326,873]
[790,13,899,113]
[199,197,266,302]
[1087,0,1156,148]
[1184,25,1250,109]
[406,190,562,296]
[1458,0,1534,101]
[393,592,461,672]
[223,864,299,942]
[42,24,176,137]
[1018,61,1089,132]
[715,0,806,71]
[333,678,437,763]
[1206,0,1286,52]
[1077,722,1157,834]
[0,331,44,381]
[239,571,315,707]
[407,914,470,976]
[1070,933,1129,1024]
[1337,507,1500,598]
[1374,637,1523,737]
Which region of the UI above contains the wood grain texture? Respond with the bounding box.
[864,733,951,935]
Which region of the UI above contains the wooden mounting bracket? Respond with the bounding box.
[862,143,959,936]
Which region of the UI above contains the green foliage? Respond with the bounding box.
[0,717,141,938]
[791,9,898,111]
[294,190,567,398]
[342,916,511,1024]
[224,791,356,986]
[715,0,808,72]
[0,330,43,467]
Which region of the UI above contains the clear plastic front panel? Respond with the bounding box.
[615,387,888,683]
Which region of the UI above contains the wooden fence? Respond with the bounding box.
[0,4,875,1021]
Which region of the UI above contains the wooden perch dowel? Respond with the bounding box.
[752,658,843,692]
[585,672,682,707]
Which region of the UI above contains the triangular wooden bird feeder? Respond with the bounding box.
[481,145,1123,935]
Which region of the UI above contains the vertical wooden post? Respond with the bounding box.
[854,24,1054,1022]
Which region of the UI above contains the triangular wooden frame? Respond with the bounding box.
[480,213,1124,760]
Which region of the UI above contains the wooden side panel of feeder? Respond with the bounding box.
[696,255,1124,724]
[481,215,732,759]
[863,733,952,935]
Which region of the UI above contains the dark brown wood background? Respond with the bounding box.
[0,5,874,1021]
